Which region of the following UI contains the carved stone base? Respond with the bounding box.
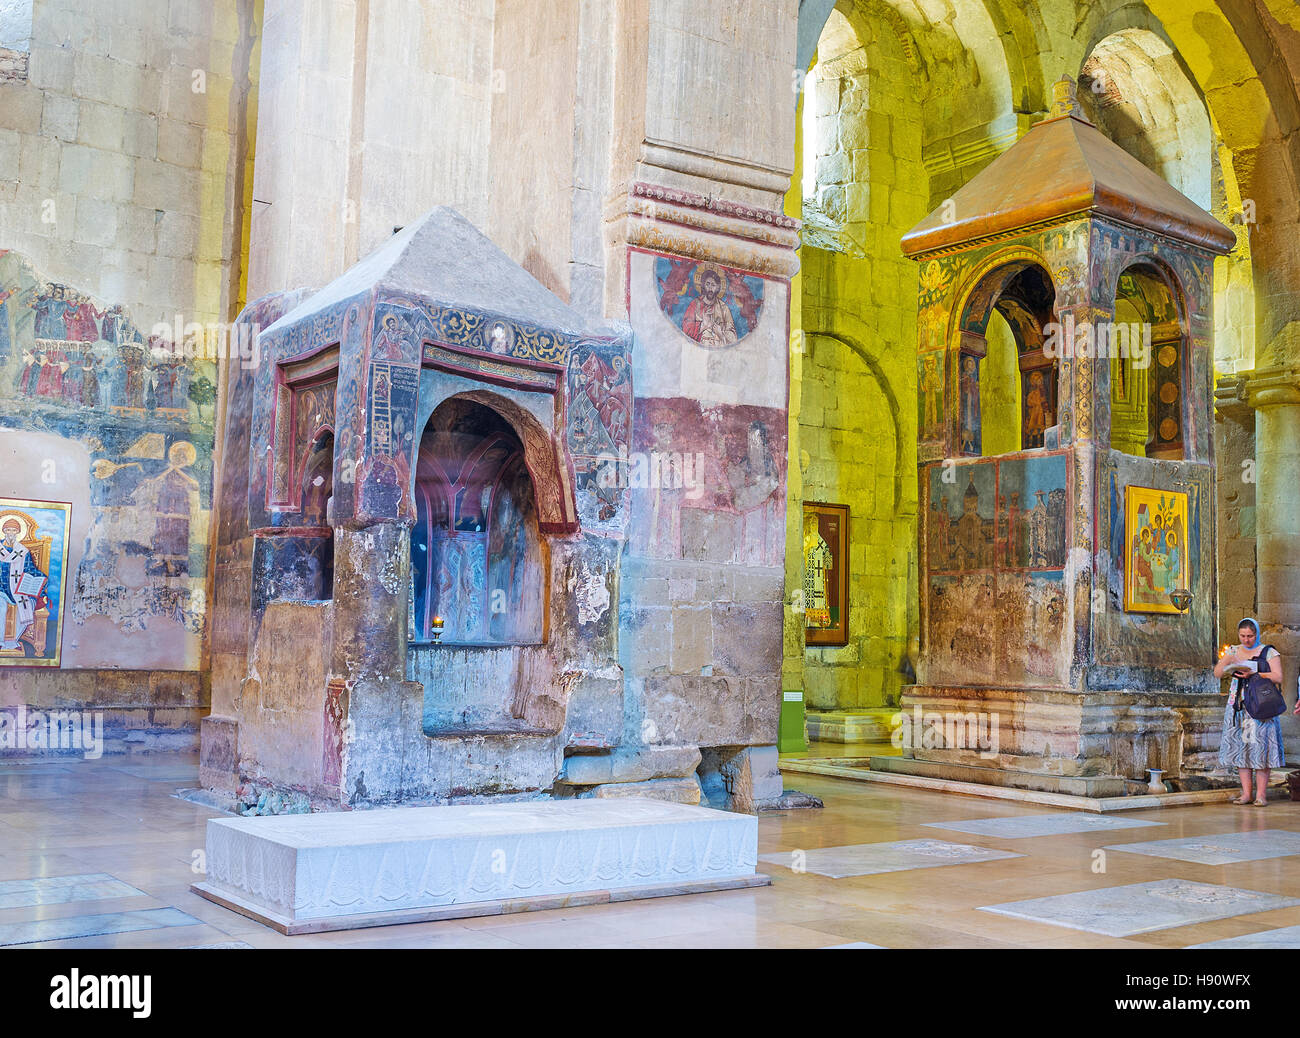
[898,685,1222,790]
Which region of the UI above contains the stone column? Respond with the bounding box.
[1245,366,1300,749]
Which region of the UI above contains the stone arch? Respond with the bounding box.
[950,251,1058,455]
[419,388,577,536]
[805,328,906,516]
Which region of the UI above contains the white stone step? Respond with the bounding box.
[192,798,765,934]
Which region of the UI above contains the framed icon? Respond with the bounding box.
[803,501,849,646]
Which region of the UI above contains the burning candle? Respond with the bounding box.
[431,616,444,644]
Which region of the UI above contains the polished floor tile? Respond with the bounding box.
[0,907,201,946]
[925,813,1164,840]
[1102,829,1300,866]
[759,839,1023,879]
[0,873,145,910]
[3,751,1299,947]
[979,879,1300,937]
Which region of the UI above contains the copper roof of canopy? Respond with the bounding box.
[901,77,1237,258]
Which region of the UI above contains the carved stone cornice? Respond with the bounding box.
[606,182,803,278]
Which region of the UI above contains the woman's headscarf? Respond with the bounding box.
[1238,617,1260,647]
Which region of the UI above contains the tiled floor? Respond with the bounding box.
[2,753,1300,948]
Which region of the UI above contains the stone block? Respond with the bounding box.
[0,83,41,132]
[41,92,78,140]
[562,745,702,786]
[720,745,783,812]
[712,601,782,677]
[198,718,240,790]
[581,776,702,805]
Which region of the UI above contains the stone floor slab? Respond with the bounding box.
[759,839,1022,879]
[0,907,200,947]
[979,879,1300,937]
[0,872,146,910]
[1102,828,1300,865]
[924,813,1164,839]
[1186,925,1300,949]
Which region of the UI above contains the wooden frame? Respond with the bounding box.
[803,501,849,646]
[1123,485,1188,614]
[0,498,72,667]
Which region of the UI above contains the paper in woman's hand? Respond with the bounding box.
[1230,659,1259,676]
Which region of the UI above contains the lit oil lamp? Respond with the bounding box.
[431,616,444,645]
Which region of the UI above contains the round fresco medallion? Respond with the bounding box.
[1158,344,1177,368]
[1159,417,1179,441]
[654,257,765,349]
[1159,382,1178,405]
[482,320,514,355]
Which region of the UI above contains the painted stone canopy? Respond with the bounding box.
[248,207,632,534]
[901,79,1236,258]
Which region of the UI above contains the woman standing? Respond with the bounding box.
[1213,618,1289,805]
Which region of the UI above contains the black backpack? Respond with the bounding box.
[1238,646,1286,721]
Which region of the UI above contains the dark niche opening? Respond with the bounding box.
[410,398,545,646]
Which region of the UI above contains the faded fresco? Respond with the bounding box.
[655,258,764,348]
[0,251,215,668]
[631,398,786,568]
[924,453,1070,687]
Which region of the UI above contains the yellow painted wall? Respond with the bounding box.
[785,26,925,712]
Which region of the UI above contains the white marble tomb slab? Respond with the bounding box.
[924,813,1163,840]
[980,879,1300,937]
[1186,925,1300,949]
[1102,829,1300,865]
[193,798,765,934]
[759,839,1022,879]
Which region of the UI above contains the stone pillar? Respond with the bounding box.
[1245,367,1300,749]
[330,521,416,803]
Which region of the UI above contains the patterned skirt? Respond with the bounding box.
[1219,693,1286,770]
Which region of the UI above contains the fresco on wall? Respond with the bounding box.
[924,454,1071,687]
[655,258,764,348]
[997,454,1068,573]
[0,252,214,662]
[568,339,632,525]
[1021,368,1055,449]
[361,361,419,519]
[631,398,785,567]
[927,464,995,572]
[918,351,944,442]
[958,353,981,454]
[0,499,70,666]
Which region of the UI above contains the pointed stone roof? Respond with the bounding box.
[266,206,608,340]
[901,77,1236,258]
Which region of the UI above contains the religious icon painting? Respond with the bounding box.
[654,257,765,349]
[1123,485,1188,614]
[0,499,72,667]
[803,501,849,646]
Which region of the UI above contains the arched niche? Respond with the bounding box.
[1108,259,1187,460]
[410,397,545,646]
[954,259,1057,455]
